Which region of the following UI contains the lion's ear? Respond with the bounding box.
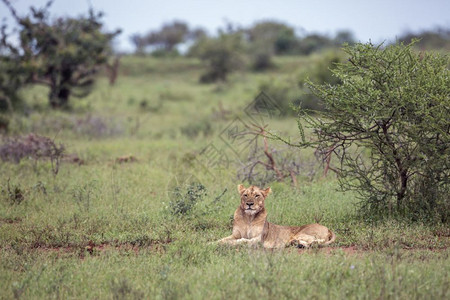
[262,187,272,198]
[237,184,246,194]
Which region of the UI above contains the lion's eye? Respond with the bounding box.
[244,194,248,197]
[255,195,259,198]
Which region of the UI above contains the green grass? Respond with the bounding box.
[0,55,448,299]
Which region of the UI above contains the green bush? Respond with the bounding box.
[192,32,246,83]
[297,51,345,111]
[295,41,450,222]
[250,49,274,71]
[167,182,207,216]
[258,78,301,116]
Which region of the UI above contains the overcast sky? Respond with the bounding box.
[1,0,449,52]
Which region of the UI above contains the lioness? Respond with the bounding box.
[217,184,335,249]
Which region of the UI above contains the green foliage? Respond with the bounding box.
[297,50,345,111]
[258,52,346,115]
[399,28,450,51]
[146,21,189,52]
[1,179,25,205]
[180,118,213,138]
[194,32,246,83]
[167,182,207,216]
[250,48,274,71]
[0,58,26,111]
[0,0,120,108]
[130,21,205,55]
[0,45,449,299]
[258,77,300,116]
[247,21,298,55]
[297,34,334,55]
[296,41,450,222]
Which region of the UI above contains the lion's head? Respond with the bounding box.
[237,184,271,215]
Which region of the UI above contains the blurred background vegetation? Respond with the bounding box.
[1,0,449,113]
[0,1,449,299]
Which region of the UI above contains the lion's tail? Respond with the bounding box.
[322,229,336,246]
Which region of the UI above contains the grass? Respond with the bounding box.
[0,55,449,299]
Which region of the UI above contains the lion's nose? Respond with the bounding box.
[246,202,254,207]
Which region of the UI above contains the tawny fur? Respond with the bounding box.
[216,184,336,249]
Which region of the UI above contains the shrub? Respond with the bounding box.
[250,49,274,71]
[194,32,246,83]
[180,118,213,138]
[297,51,345,111]
[294,41,450,222]
[1,179,25,205]
[0,133,64,174]
[167,182,207,216]
[258,78,301,116]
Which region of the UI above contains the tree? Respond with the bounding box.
[290,41,449,222]
[146,21,189,52]
[0,0,120,108]
[131,21,206,55]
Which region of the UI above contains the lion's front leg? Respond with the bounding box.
[236,236,261,246]
[216,235,261,246]
[216,235,238,245]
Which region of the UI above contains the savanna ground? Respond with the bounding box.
[0,55,449,299]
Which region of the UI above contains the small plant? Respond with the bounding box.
[1,179,25,205]
[110,277,144,300]
[71,181,97,213]
[167,182,207,216]
[180,118,213,138]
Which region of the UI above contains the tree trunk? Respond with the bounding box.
[49,85,70,108]
[397,169,408,210]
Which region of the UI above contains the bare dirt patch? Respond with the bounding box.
[27,238,173,258]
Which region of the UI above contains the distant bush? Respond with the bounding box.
[247,21,298,55]
[180,118,213,138]
[258,78,301,116]
[192,32,246,83]
[297,51,345,111]
[0,133,64,174]
[250,48,274,71]
[398,28,450,50]
[130,21,205,55]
